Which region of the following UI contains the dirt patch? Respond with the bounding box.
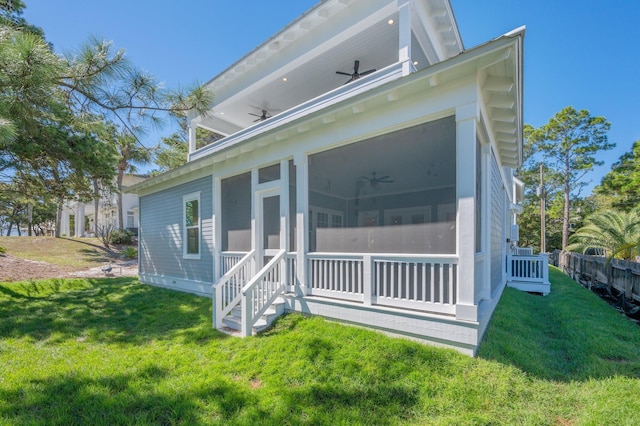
[0,254,138,282]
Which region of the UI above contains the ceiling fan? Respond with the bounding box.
[361,172,393,188]
[249,109,272,122]
[336,60,376,85]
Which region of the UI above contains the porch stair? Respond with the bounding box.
[220,296,286,336]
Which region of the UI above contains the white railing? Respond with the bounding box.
[513,247,534,256]
[308,254,364,302]
[285,252,297,292]
[308,253,458,314]
[507,253,549,285]
[241,250,287,337]
[212,250,255,329]
[374,257,457,314]
[220,251,250,275]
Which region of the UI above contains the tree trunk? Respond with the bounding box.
[6,223,12,236]
[55,196,64,238]
[116,169,124,230]
[93,178,100,234]
[27,203,33,236]
[562,154,571,250]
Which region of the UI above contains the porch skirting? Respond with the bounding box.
[282,293,482,356]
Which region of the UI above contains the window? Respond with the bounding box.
[183,192,201,258]
[126,211,135,228]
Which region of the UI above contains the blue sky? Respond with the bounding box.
[23,1,639,194]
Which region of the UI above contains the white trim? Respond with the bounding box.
[183,191,202,260]
[140,273,212,297]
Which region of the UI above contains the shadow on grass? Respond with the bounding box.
[0,366,263,424]
[478,267,640,382]
[0,277,228,346]
[78,248,113,263]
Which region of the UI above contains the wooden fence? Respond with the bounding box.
[550,251,640,304]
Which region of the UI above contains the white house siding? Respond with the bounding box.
[139,176,213,295]
[490,153,504,293]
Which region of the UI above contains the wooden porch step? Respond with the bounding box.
[222,297,286,334]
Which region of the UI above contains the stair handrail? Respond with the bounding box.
[212,250,255,329]
[241,249,287,336]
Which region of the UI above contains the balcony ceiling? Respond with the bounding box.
[198,0,461,135]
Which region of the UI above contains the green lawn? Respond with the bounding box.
[0,267,639,424]
[0,236,116,268]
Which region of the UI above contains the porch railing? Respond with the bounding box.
[507,253,549,285]
[512,247,534,256]
[220,251,250,275]
[308,254,458,315]
[241,250,287,336]
[212,250,255,329]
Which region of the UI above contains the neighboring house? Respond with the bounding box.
[61,174,147,237]
[129,0,526,355]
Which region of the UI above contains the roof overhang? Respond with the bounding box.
[478,26,525,169]
[129,27,524,194]
[196,0,463,134]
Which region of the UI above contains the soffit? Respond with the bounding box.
[197,0,461,135]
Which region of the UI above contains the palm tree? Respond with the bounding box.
[113,132,151,230]
[567,207,640,261]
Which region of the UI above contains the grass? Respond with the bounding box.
[0,236,116,268]
[0,268,639,424]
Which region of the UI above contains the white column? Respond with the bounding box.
[251,169,259,269]
[456,102,478,321]
[398,0,413,76]
[188,122,197,154]
[61,207,70,237]
[294,153,309,296]
[75,203,85,238]
[481,143,492,301]
[280,160,289,252]
[212,176,222,281]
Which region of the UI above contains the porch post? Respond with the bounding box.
[481,143,491,301]
[188,121,197,154]
[280,160,289,253]
[212,176,222,281]
[251,169,259,270]
[294,153,309,296]
[398,0,414,76]
[456,102,478,322]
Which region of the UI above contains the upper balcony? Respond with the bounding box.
[188,0,463,161]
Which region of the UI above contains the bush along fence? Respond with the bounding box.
[550,251,640,319]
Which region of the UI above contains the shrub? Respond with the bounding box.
[111,229,133,245]
[0,246,5,255]
[96,223,114,249]
[121,246,138,259]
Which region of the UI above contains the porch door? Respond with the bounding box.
[258,192,281,268]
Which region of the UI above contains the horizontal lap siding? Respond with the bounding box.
[490,154,504,293]
[139,177,213,282]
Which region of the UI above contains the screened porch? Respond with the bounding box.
[214,116,462,320]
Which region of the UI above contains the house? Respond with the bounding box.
[129,0,526,355]
[61,174,147,237]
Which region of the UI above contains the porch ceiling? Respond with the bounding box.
[196,0,461,136]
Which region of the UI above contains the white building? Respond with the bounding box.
[61,174,147,237]
[129,0,531,355]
